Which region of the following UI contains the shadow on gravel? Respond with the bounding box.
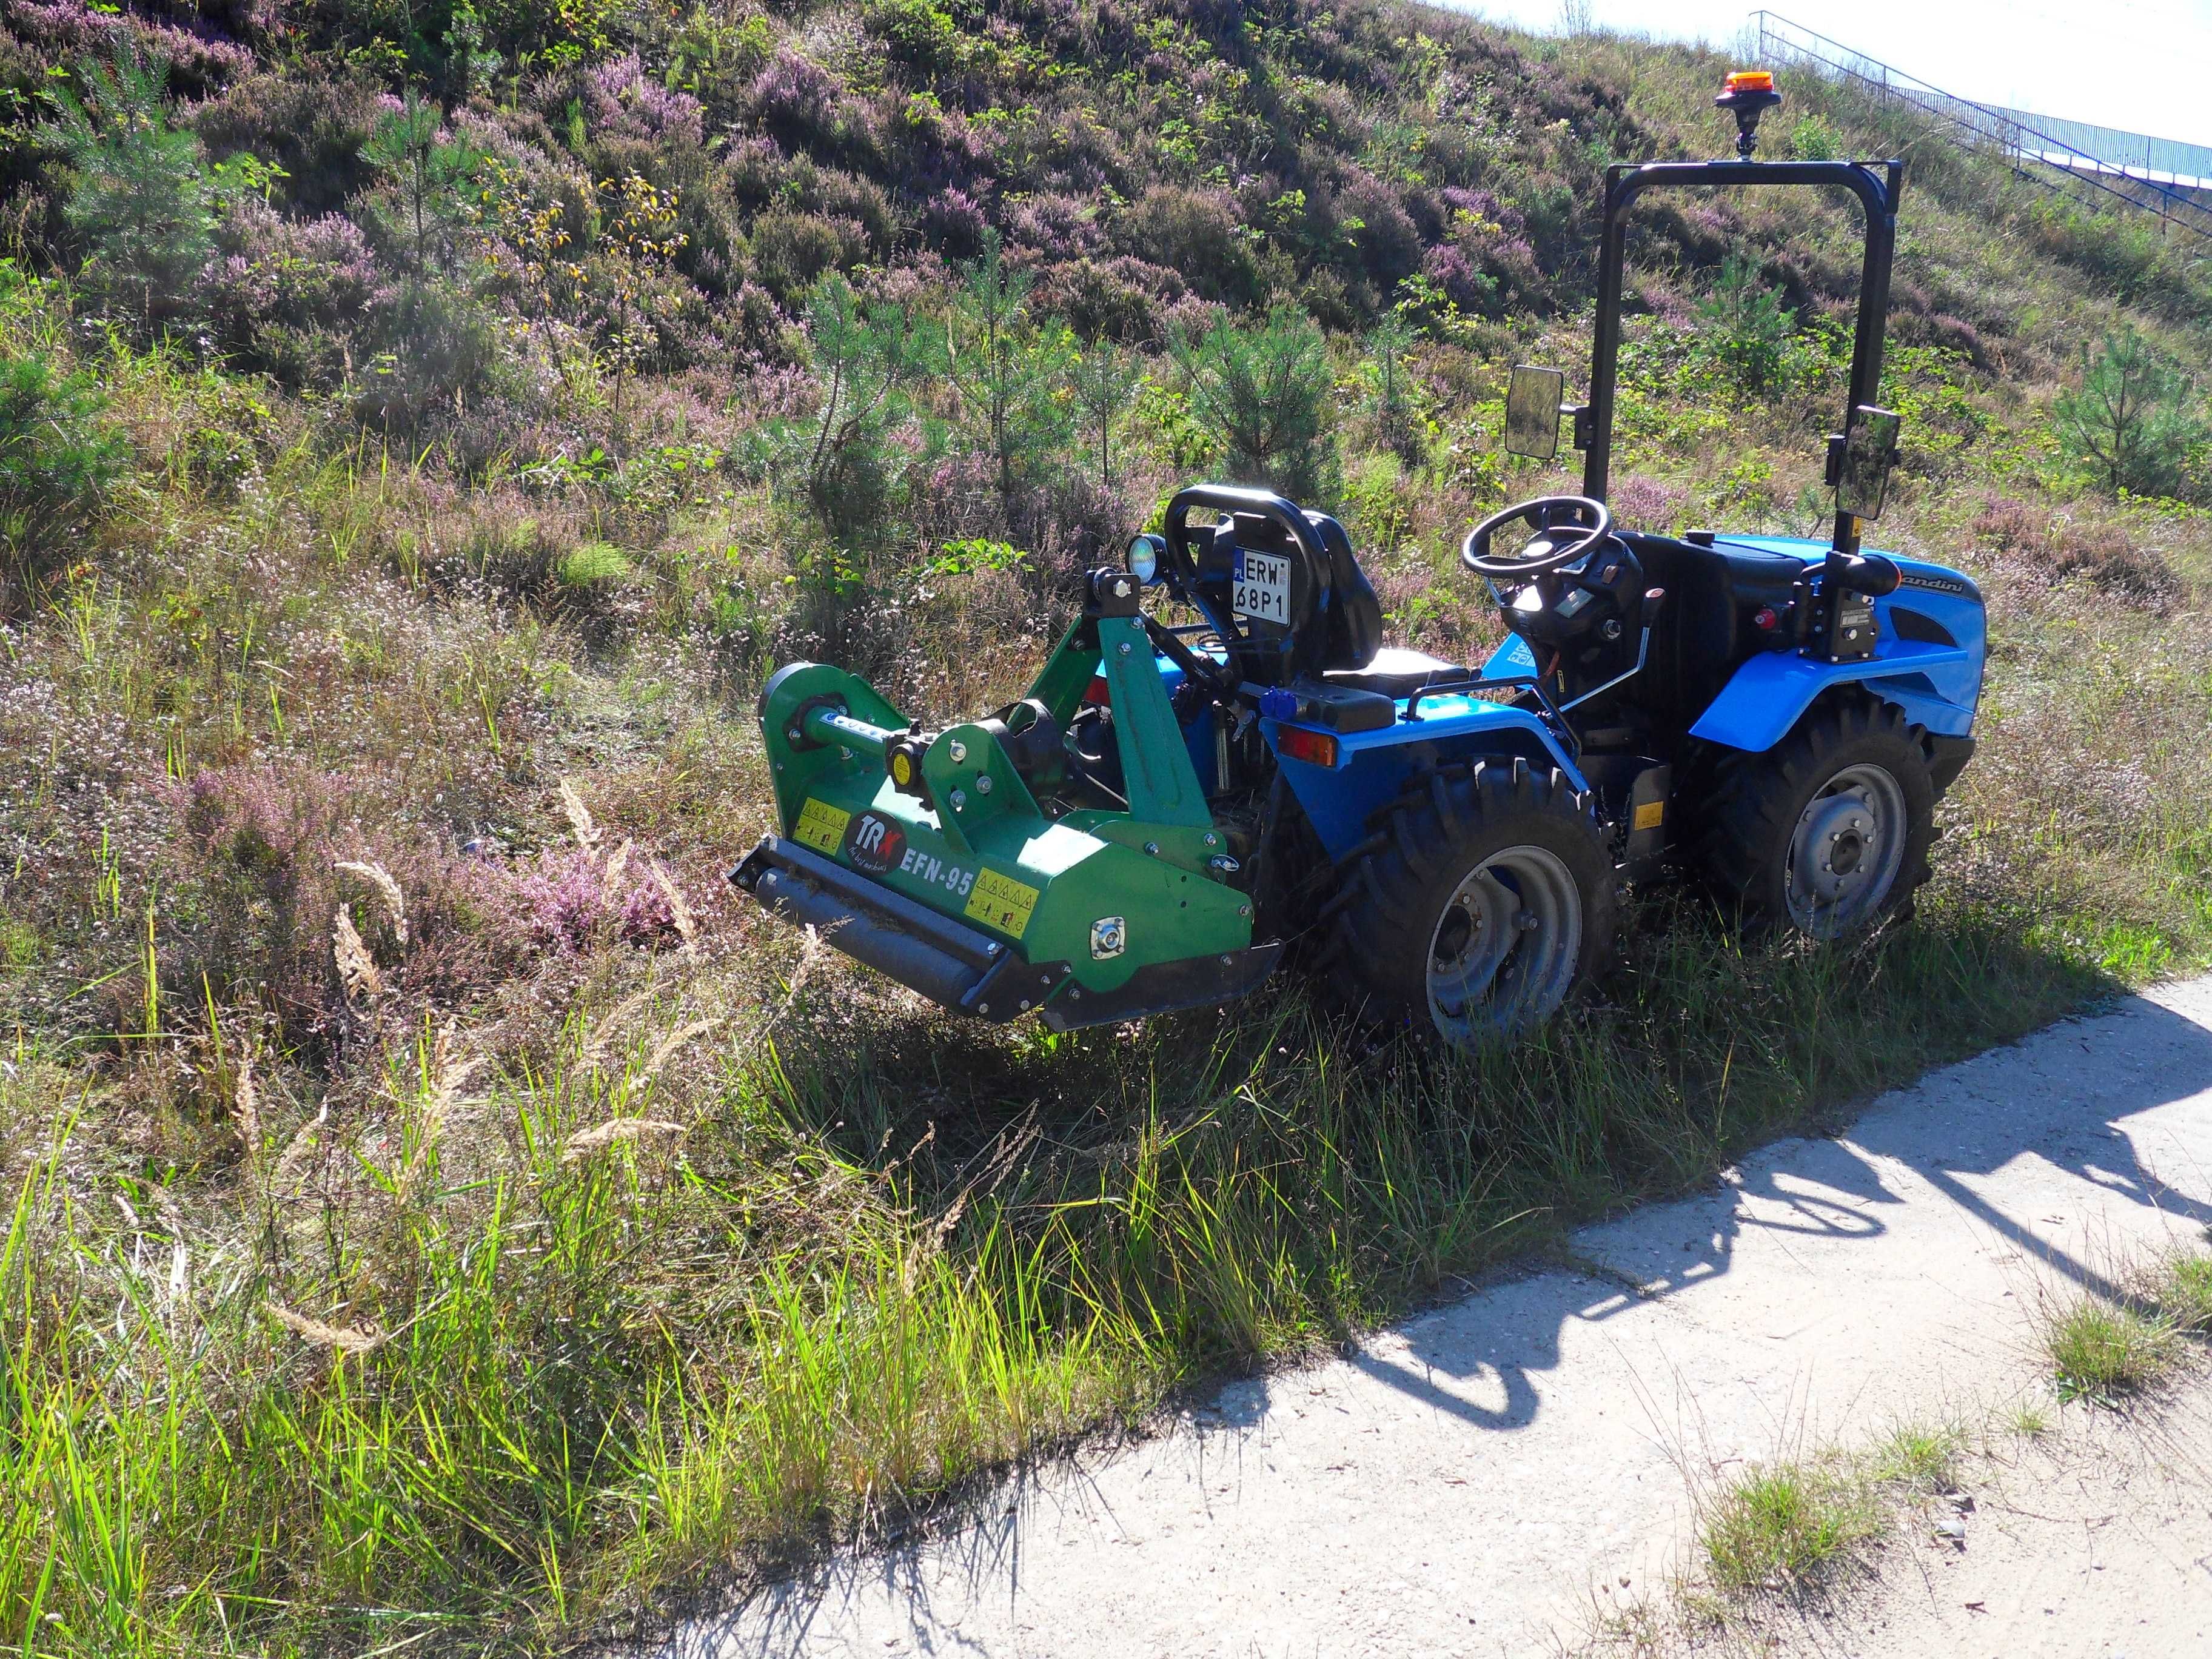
[1346,990,2212,1439]
[663,990,2212,1658]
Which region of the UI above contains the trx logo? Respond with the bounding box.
[843,811,906,875]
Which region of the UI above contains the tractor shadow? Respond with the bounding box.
[668,987,2212,1658]
[1346,987,2212,1433]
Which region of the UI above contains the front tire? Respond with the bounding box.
[1319,759,1617,1044]
[1700,695,1936,939]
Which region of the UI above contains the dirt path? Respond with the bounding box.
[664,979,2212,1658]
[1697,1363,2212,1659]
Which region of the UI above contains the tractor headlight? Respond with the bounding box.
[1124,533,1165,585]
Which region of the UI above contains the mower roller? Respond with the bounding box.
[732,72,1988,1046]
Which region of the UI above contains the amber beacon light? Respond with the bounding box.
[1716,69,1784,158]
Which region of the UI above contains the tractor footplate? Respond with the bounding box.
[734,836,1067,1022]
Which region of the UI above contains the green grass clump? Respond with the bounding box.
[2152,1253,2212,1333]
[2047,1298,2176,1401]
[1701,1460,1877,1595]
[560,541,633,585]
[1871,1421,1964,1492]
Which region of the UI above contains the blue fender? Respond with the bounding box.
[1688,543,1988,753]
[1690,638,1979,752]
[1266,696,1589,862]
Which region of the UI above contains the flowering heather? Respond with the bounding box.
[585,53,705,146]
[1004,192,1104,261]
[1421,243,1492,311]
[750,48,842,147]
[201,203,389,347]
[923,187,989,258]
[517,848,685,954]
[8,0,252,89]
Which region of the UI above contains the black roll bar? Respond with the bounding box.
[1161,483,1333,664]
[1162,484,1329,587]
[1583,158,1903,558]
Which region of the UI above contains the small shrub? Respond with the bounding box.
[749,209,856,301]
[515,849,682,954]
[2046,525,2184,610]
[352,278,501,432]
[865,0,966,73]
[1789,115,1840,161]
[0,346,129,611]
[2053,327,2209,501]
[1171,304,1338,503]
[2046,1297,2174,1401]
[1116,185,1261,307]
[561,541,632,586]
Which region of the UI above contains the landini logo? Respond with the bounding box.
[843,811,907,875]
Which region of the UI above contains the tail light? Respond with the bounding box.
[1275,725,1340,768]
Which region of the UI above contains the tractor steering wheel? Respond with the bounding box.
[1461,495,1612,580]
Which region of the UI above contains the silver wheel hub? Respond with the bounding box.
[1426,845,1583,1044]
[1785,763,1908,936]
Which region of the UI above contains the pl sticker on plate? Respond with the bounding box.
[1232,548,1290,625]
[793,797,851,855]
[965,869,1039,939]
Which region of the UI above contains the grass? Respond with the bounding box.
[1699,1458,1880,1595]
[2046,1298,2180,1403]
[2154,1253,2212,1333]
[2038,1250,2212,1404]
[1870,1421,1965,1492]
[1695,1416,1961,1602]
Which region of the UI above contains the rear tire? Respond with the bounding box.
[1699,695,1936,939]
[1319,759,1616,1045]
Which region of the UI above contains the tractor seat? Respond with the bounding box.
[1325,645,1467,697]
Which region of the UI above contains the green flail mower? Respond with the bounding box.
[731,73,1988,1048]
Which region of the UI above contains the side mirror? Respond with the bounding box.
[1504,365,1566,460]
[1835,405,1902,520]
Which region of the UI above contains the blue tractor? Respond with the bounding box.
[734,74,1985,1046]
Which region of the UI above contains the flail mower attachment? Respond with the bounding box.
[732,552,1281,1031]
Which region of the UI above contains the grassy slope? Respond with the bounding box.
[2,10,2211,1659]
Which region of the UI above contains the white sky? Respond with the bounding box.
[1440,2,2212,149]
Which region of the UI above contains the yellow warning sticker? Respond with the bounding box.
[1632,799,1666,832]
[964,868,1040,939]
[794,797,851,855]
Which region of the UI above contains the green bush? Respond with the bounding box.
[51,43,224,326]
[1789,115,1840,161]
[560,541,632,585]
[0,348,129,610]
[2053,327,2208,501]
[1695,255,1794,391]
[1171,306,1338,503]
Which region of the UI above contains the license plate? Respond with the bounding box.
[1233,549,1290,625]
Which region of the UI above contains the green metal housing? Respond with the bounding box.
[749,603,1255,1018]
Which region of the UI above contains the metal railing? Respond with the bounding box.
[1751,11,2212,247]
